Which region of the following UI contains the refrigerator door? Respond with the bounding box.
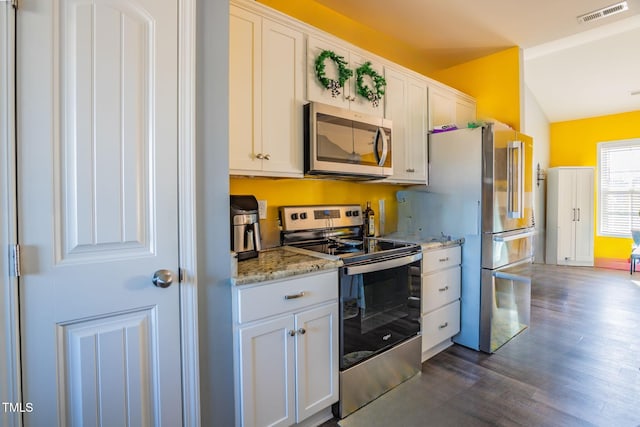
[480,259,531,353]
[482,126,534,233]
[481,228,535,270]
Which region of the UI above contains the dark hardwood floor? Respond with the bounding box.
[321,264,640,426]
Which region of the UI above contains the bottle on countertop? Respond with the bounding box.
[363,201,375,237]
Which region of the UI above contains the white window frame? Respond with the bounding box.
[597,138,640,238]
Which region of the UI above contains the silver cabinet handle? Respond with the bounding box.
[297,328,306,335]
[152,269,173,288]
[284,291,305,300]
[288,330,296,337]
[577,208,580,221]
[406,168,415,173]
[438,285,449,292]
[438,322,449,329]
[263,154,271,160]
[255,153,264,159]
[439,257,449,262]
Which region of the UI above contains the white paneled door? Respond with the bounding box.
[17,0,182,426]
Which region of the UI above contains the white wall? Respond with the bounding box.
[196,1,234,425]
[522,84,550,264]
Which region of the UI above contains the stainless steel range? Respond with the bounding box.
[279,205,423,419]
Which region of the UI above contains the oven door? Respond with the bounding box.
[339,252,421,370]
[480,258,531,353]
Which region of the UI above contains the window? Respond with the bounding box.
[598,139,640,237]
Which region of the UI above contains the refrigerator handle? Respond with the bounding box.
[477,200,481,235]
[507,141,524,219]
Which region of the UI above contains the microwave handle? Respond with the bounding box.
[375,127,389,167]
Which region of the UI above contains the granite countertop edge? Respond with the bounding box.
[381,233,465,251]
[231,246,343,286]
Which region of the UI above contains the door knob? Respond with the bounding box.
[152,269,174,288]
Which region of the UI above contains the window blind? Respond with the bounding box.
[598,139,640,237]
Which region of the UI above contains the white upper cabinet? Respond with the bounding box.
[384,67,428,184]
[229,6,305,177]
[428,84,476,130]
[307,36,385,117]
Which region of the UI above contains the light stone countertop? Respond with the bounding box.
[232,246,343,286]
[382,233,465,251]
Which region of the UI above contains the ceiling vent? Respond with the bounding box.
[577,1,629,23]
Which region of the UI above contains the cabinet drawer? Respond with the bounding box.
[422,267,461,313]
[237,271,338,323]
[421,301,460,351]
[422,246,461,272]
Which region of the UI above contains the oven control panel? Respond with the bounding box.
[279,205,363,231]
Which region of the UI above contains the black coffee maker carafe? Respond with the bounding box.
[230,195,262,260]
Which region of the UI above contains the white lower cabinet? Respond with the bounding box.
[234,271,339,427]
[420,245,462,361]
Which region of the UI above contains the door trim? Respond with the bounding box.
[1,3,21,427]
[1,1,200,425]
[178,0,200,425]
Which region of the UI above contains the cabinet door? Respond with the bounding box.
[428,84,476,130]
[307,36,351,109]
[239,316,295,427]
[348,52,385,117]
[406,76,428,182]
[573,168,594,264]
[428,85,455,130]
[295,303,339,422]
[556,169,577,265]
[384,68,408,181]
[261,19,304,176]
[229,7,262,172]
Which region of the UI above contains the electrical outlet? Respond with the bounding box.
[258,200,267,219]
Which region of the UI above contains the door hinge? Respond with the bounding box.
[10,244,21,277]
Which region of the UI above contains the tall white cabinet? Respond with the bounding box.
[229,5,305,177]
[546,167,594,266]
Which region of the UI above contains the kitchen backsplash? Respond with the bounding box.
[230,177,401,248]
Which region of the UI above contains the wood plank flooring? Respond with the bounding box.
[321,264,640,426]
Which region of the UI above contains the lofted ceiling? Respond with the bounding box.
[312,0,640,123]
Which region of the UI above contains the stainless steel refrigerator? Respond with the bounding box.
[398,123,534,352]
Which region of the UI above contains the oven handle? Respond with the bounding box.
[343,252,422,275]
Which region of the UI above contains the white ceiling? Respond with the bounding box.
[313,0,640,122]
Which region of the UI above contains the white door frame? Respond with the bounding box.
[0,1,200,425]
[1,3,21,427]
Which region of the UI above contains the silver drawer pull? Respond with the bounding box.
[438,285,449,292]
[438,257,449,262]
[438,322,449,329]
[297,328,306,335]
[284,291,305,300]
[288,330,296,337]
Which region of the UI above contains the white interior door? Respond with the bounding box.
[17,1,182,425]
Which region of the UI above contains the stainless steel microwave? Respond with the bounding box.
[304,102,393,179]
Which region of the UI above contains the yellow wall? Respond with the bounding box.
[550,110,640,260]
[431,47,522,131]
[256,0,435,76]
[230,177,401,247]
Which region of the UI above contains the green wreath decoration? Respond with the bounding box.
[356,62,386,107]
[315,50,353,98]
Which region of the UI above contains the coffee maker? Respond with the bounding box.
[230,195,262,261]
